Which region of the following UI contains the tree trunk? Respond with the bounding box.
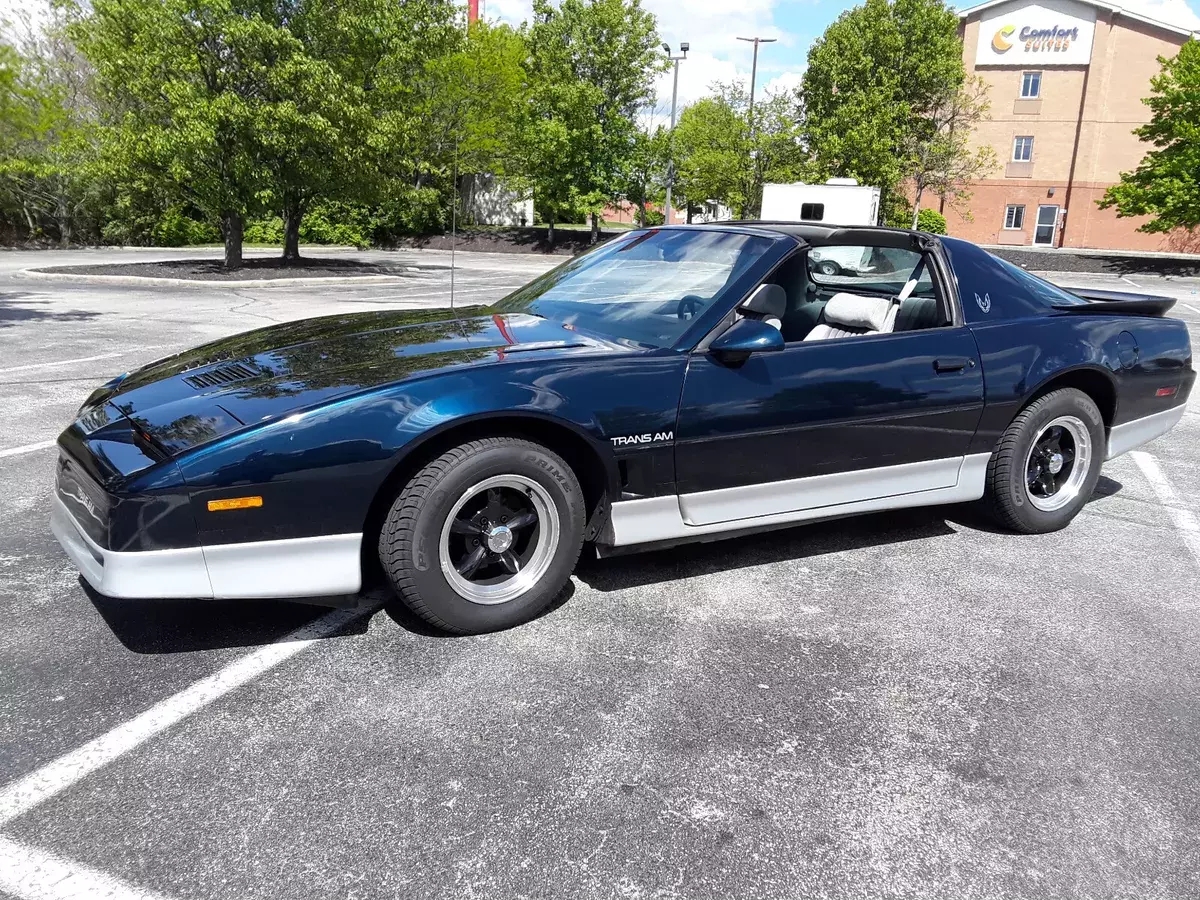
[283,203,302,262]
[911,184,924,230]
[221,212,244,270]
[637,199,647,227]
[547,218,556,246]
[686,203,694,225]
[589,212,599,245]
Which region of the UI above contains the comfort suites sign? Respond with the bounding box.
[975,1,1097,66]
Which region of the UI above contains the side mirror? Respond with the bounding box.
[710,317,784,362]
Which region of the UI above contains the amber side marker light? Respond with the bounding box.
[207,496,263,512]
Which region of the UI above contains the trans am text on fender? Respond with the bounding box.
[52,225,1194,633]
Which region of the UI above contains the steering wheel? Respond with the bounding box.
[677,295,704,321]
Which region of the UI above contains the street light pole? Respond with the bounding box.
[736,36,777,139]
[662,42,688,226]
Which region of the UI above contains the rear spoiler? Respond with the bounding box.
[1052,288,1176,317]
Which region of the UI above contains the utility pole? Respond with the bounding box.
[662,42,688,226]
[736,36,777,138]
[737,36,776,218]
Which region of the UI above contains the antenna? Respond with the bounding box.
[450,137,458,315]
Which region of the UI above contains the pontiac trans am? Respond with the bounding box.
[51,225,1194,633]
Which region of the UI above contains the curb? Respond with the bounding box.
[19,269,422,288]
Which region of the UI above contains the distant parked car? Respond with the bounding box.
[52,224,1194,634]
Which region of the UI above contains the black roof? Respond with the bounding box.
[658,221,935,250]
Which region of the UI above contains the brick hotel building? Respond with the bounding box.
[948,0,1197,252]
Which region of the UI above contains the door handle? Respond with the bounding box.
[934,357,972,373]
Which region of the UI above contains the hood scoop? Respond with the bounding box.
[183,362,260,390]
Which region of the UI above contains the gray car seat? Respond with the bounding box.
[740,283,787,331]
[894,296,942,331]
[803,292,898,340]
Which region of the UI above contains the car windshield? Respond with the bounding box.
[492,229,775,348]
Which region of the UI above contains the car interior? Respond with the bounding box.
[741,244,950,343]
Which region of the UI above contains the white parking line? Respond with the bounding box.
[1131,451,1200,569]
[0,353,127,376]
[1182,303,1200,315]
[0,441,57,459]
[0,601,379,828]
[0,836,174,900]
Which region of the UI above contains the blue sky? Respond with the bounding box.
[483,0,1200,113]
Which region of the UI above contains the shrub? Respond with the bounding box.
[917,208,947,234]
[244,216,284,244]
[302,202,372,248]
[371,187,448,241]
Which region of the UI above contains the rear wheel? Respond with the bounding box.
[816,259,842,277]
[378,438,586,634]
[983,388,1105,533]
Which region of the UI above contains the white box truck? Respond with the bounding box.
[759,179,884,276]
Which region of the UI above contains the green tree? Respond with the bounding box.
[801,0,965,220]
[670,82,806,219]
[672,91,749,219]
[76,0,304,267]
[904,74,995,228]
[416,19,530,229]
[617,123,668,226]
[1,4,101,245]
[1100,39,1200,234]
[526,0,663,243]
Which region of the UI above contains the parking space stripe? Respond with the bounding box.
[0,836,175,900]
[0,441,57,459]
[1182,303,1200,315]
[0,353,128,376]
[1131,451,1200,569]
[0,601,380,828]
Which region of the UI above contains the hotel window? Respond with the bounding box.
[1020,71,1042,98]
[1004,205,1026,230]
[1012,135,1034,162]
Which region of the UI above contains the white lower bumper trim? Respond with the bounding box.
[1106,405,1186,460]
[51,496,362,600]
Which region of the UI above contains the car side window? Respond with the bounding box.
[771,244,949,343]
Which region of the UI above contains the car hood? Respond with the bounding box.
[83,308,620,455]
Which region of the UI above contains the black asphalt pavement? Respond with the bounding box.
[2,247,1200,900]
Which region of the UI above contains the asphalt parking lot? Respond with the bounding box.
[2,246,1200,900]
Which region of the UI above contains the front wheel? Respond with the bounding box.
[816,259,842,277]
[378,438,586,634]
[982,388,1105,533]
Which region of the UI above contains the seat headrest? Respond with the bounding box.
[823,292,893,332]
[741,284,787,320]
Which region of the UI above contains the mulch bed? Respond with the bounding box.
[33,256,411,281]
[990,246,1200,278]
[387,227,623,256]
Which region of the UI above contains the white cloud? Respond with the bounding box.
[1119,0,1200,30]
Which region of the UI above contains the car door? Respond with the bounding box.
[673,246,985,527]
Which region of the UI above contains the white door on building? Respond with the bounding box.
[1034,205,1059,247]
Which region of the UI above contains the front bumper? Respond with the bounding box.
[51,496,363,600]
[51,495,213,598]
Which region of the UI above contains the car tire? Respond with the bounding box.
[982,388,1105,534]
[378,437,586,634]
[817,260,841,277]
